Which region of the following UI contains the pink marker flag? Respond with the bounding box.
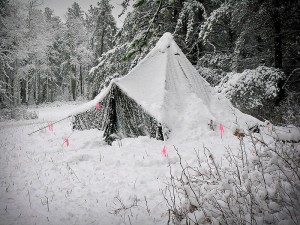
[162,146,167,157]
[64,138,69,147]
[219,123,224,139]
[96,102,101,110]
[48,124,53,131]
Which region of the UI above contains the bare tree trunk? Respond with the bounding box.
[272,0,283,69]
[71,65,77,101]
[35,73,38,104]
[271,0,284,106]
[14,59,20,106]
[4,73,10,107]
[10,66,14,106]
[273,18,282,69]
[79,64,83,96]
[46,74,49,102]
[28,73,35,105]
[25,74,29,104]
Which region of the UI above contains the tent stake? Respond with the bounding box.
[28,115,72,135]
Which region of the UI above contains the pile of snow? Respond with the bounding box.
[261,121,300,142]
[0,101,244,225]
[1,99,299,225]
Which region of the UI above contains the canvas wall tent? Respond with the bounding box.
[72,32,260,144]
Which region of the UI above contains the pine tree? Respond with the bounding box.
[86,0,117,59]
[60,2,92,101]
[42,7,63,102]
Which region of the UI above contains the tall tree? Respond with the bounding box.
[0,0,26,107]
[86,0,117,59]
[21,0,59,105]
[61,2,92,101]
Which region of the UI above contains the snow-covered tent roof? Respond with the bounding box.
[116,33,216,123]
[73,33,213,122]
[72,32,261,142]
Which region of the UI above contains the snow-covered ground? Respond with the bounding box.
[0,101,246,225]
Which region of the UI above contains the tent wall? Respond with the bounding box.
[73,84,163,144]
[73,92,110,131]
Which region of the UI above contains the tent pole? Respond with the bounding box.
[28,115,72,135]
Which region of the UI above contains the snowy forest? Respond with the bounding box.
[0,0,299,125]
[1,1,300,225]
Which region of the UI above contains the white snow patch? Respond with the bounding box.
[0,101,250,225]
[261,124,300,142]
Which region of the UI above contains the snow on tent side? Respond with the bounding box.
[71,32,262,144]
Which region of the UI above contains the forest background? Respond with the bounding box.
[0,0,299,125]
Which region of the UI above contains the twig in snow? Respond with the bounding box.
[128,215,133,225]
[66,163,80,182]
[46,196,49,212]
[144,196,151,216]
[27,189,32,209]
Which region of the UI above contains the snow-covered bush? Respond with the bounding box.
[217,66,284,118]
[196,66,226,87]
[163,135,300,225]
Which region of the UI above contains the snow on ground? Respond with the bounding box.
[0,101,261,225]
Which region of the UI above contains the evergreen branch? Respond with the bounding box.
[141,0,163,45]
